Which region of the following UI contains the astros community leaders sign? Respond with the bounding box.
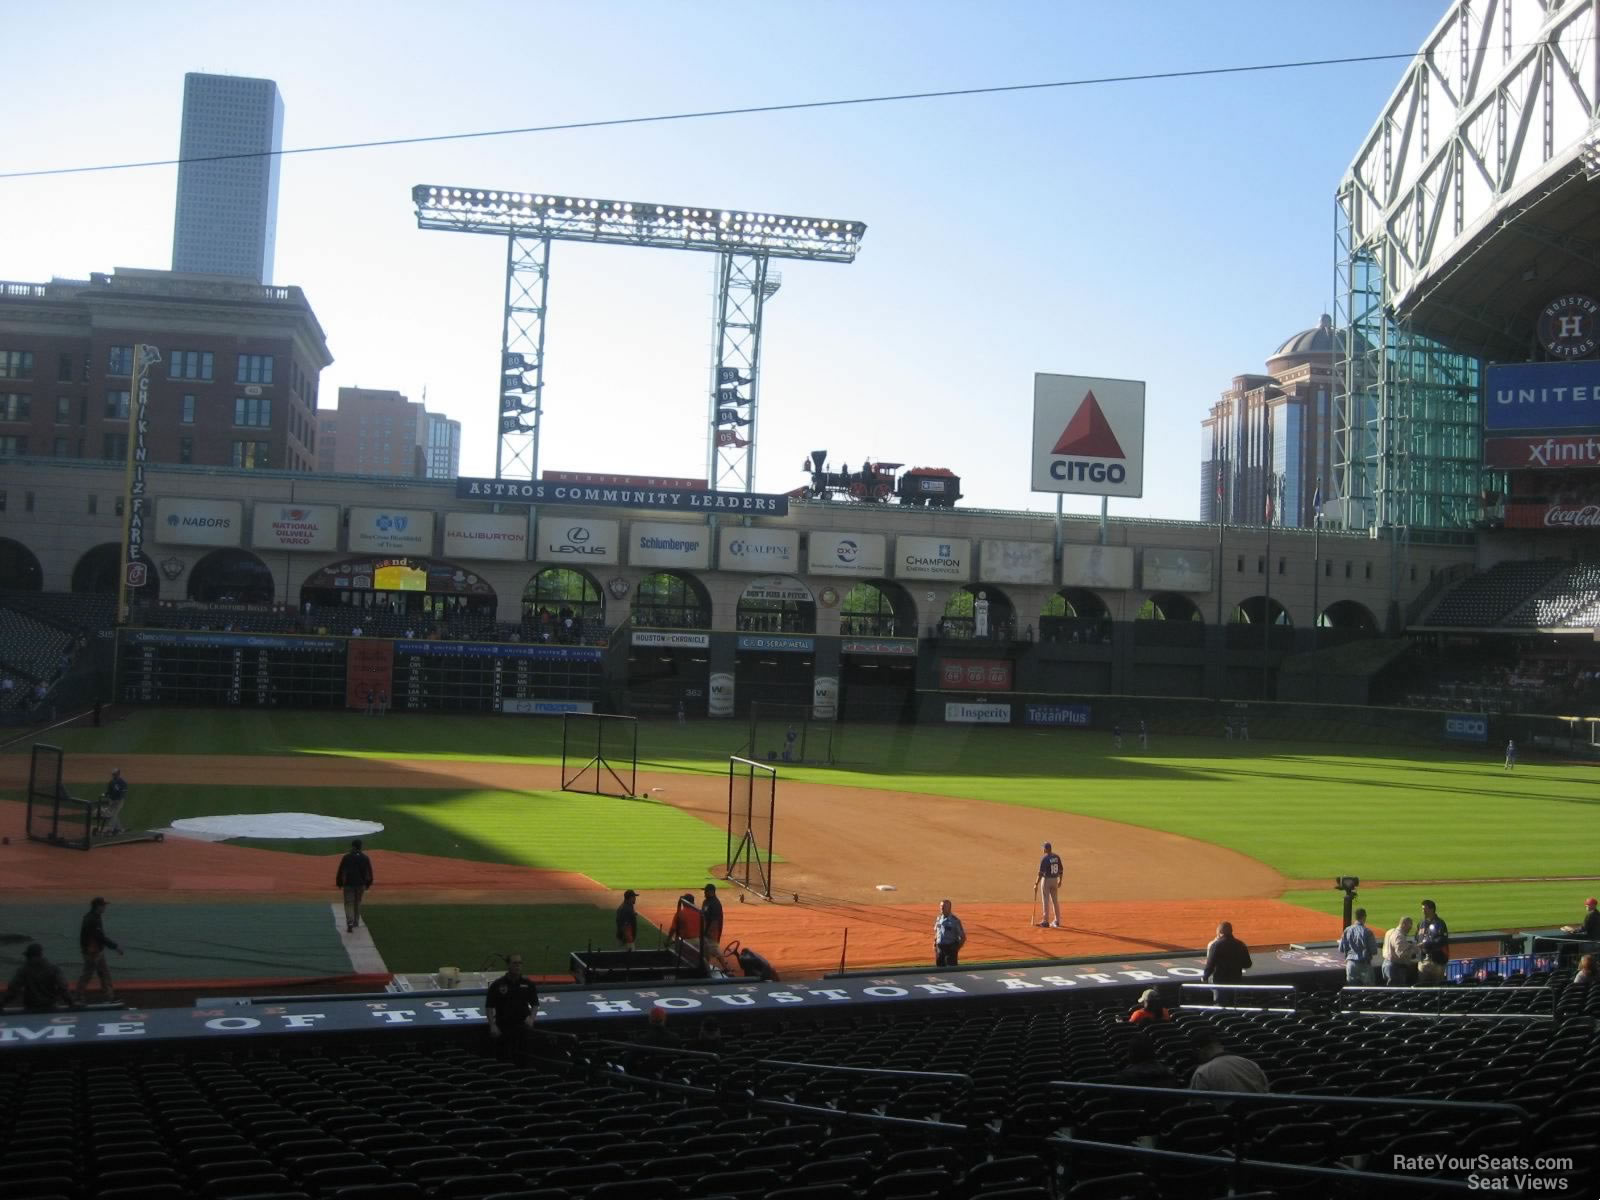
[456,477,789,515]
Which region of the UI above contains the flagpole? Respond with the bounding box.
[1312,476,1322,702]
[1262,472,1276,701]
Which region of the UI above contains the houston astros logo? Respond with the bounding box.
[1537,294,1598,360]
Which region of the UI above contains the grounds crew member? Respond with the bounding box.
[485,953,539,1058]
[1036,841,1064,928]
[99,768,128,836]
[336,839,375,933]
[3,944,75,1012]
[77,897,123,1004]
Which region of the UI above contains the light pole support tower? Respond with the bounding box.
[708,255,780,492]
[496,235,551,480]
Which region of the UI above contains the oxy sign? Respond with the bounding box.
[443,512,529,561]
[536,517,620,565]
[808,532,887,576]
[153,498,242,547]
[718,527,799,572]
[1032,374,1146,498]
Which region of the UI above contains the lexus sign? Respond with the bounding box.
[1032,374,1146,498]
[536,517,619,565]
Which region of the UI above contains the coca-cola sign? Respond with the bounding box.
[1506,501,1600,528]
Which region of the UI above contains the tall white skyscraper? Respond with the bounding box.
[171,73,283,283]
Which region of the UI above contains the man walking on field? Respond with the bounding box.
[336,839,374,934]
[1036,841,1064,928]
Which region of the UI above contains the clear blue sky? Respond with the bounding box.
[1,1,1448,517]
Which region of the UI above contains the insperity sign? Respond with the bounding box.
[1031,374,1146,498]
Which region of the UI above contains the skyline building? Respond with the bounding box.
[1200,315,1338,529]
[316,387,459,479]
[171,72,283,283]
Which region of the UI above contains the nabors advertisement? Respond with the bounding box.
[1032,374,1146,498]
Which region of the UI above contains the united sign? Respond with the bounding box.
[1031,374,1146,498]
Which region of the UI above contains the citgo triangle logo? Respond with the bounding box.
[1050,391,1125,459]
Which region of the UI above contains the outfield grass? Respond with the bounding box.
[362,903,656,976]
[9,709,1597,929]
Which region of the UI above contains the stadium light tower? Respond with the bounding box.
[413,186,866,489]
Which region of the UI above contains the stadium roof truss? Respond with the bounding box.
[1333,0,1599,535]
[413,186,865,489]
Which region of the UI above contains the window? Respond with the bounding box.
[0,491,5,511]
[52,435,69,457]
[88,495,97,514]
[102,432,128,460]
[57,353,73,382]
[1344,562,1352,579]
[1364,562,1373,580]
[107,345,133,376]
[181,394,196,424]
[232,440,270,469]
[0,393,29,421]
[105,390,130,419]
[1256,556,1264,574]
[55,396,70,424]
[1324,559,1332,577]
[1236,555,1244,573]
[1278,557,1286,575]
[235,354,274,384]
[168,350,214,381]
[234,395,271,427]
[1410,565,1417,582]
[79,396,87,424]
[0,350,33,379]
[0,436,25,455]
[179,435,193,464]
[24,491,33,513]
[115,497,124,517]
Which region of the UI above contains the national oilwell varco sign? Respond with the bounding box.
[1031,374,1146,498]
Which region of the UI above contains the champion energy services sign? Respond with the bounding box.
[153,498,242,547]
[895,535,971,582]
[252,503,339,551]
[1032,374,1146,498]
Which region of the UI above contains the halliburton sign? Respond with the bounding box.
[1505,502,1600,529]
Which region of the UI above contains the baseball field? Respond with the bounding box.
[1,709,1595,982]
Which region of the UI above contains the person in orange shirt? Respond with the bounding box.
[1128,987,1171,1025]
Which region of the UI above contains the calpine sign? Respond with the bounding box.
[1032,374,1146,498]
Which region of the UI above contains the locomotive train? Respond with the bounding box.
[799,450,962,508]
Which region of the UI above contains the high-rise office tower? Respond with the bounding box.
[171,73,283,283]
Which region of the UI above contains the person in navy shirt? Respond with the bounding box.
[933,899,967,968]
[1036,841,1064,928]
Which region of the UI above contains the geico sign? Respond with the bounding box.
[1445,717,1486,737]
[1049,460,1127,484]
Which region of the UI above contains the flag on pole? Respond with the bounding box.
[1264,489,1274,524]
[1312,478,1323,521]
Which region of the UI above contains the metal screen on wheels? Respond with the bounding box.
[560,713,639,798]
[748,701,836,766]
[25,743,91,851]
[726,755,776,900]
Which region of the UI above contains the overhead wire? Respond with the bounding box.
[1,49,1434,181]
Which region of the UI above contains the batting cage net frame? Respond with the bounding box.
[747,701,837,766]
[726,755,776,900]
[560,712,639,798]
[25,743,91,851]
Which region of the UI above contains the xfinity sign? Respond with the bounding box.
[1031,374,1146,498]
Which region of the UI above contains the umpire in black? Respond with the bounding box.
[485,953,539,1059]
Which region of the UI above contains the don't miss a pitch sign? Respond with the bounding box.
[1031,374,1146,498]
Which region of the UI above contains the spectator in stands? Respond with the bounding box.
[99,768,128,836]
[1109,1031,1180,1089]
[1338,907,1380,985]
[2,943,75,1012]
[1561,897,1600,940]
[616,889,639,950]
[76,897,123,1004]
[485,953,539,1058]
[1202,921,1253,995]
[1572,954,1595,986]
[1417,899,1450,983]
[700,884,725,968]
[1186,1023,1269,1099]
[336,840,374,933]
[1383,915,1419,986]
[1128,987,1171,1025]
[933,898,967,968]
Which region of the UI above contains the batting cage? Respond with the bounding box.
[560,712,639,798]
[25,743,91,851]
[726,756,776,900]
[748,701,837,766]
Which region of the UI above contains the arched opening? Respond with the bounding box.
[1136,592,1204,622]
[0,537,43,591]
[839,579,916,638]
[72,543,158,601]
[1319,599,1378,633]
[941,584,1015,640]
[187,548,274,605]
[735,576,815,634]
[523,567,605,643]
[299,557,497,636]
[632,571,711,629]
[1041,588,1112,644]
[1231,596,1293,626]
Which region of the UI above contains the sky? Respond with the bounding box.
[1,1,1450,519]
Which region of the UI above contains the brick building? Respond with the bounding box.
[315,387,460,479]
[0,267,331,472]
